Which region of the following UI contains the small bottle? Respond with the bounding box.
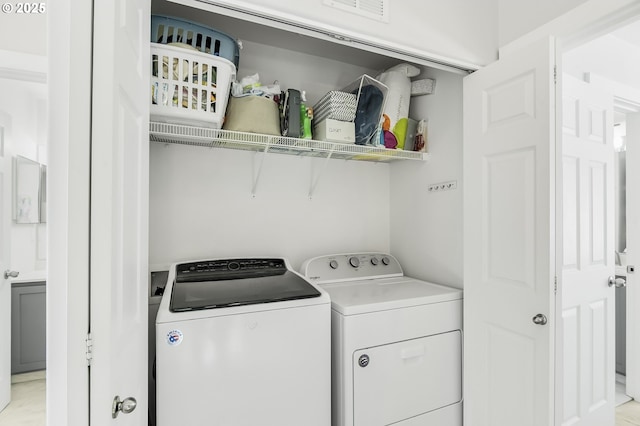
[300,91,313,139]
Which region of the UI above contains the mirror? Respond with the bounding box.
[13,156,45,224]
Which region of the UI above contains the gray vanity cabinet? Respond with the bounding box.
[11,281,46,373]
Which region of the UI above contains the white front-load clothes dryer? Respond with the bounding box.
[156,257,331,426]
[301,253,463,426]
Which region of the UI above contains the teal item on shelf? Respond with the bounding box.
[151,15,240,68]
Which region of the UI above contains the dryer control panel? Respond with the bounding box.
[301,253,403,283]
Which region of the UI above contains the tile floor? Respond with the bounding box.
[0,371,46,426]
[617,400,640,426]
[616,374,640,425]
[0,371,637,426]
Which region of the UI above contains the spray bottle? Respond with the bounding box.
[300,91,313,139]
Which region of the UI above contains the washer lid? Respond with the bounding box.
[170,258,321,312]
[322,276,462,315]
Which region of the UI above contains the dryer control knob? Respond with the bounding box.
[349,256,360,268]
[329,260,339,269]
[381,257,390,266]
[370,257,379,266]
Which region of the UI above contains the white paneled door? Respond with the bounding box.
[560,74,615,426]
[90,0,150,424]
[463,38,556,426]
[0,121,10,413]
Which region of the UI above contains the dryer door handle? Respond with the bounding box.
[401,345,425,360]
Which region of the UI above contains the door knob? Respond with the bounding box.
[532,313,548,325]
[608,276,626,288]
[112,395,137,418]
[4,270,19,279]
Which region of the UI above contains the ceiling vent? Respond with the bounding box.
[323,0,389,23]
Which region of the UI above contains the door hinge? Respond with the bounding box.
[86,333,93,366]
[553,66,557,84]
[554,276,558,294]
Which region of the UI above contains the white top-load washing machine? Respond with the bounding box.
[156,257,331,426]
[301,253,463,426]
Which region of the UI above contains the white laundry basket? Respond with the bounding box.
[150,43,236,129]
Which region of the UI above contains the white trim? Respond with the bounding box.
[0,67,46,84]
[585,73,640,111]
[500,0,640,59]
[0,50,47,83]
[554,45,564,426]
[47,0,92,425]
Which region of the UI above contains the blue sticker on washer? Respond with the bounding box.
[166,329,183,346]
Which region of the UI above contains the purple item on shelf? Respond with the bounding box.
[383,130,397,149]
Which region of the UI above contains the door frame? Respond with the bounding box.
[45,1,640,426]
[0,49,49,417]
[498,2,640,423]
[623,109,640,401]
[47,0,93,425]
[0,109,12,413]
[552,17,640,425]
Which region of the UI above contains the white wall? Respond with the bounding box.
[498,0,640,58]
[0,0,47,56]
[147,16,466,284]
[149,38,398,271]
[229,39,381,105]
[498,0,587,48]
[390,68,464,288]
[149,146,390,270]
[179,0,499,68]
[563,34,640,91]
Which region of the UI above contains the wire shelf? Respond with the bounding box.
[149,122,428,163]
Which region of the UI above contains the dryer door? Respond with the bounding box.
[353,331,462,425]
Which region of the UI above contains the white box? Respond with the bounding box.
[410,78,436,96]
[314,118,356,144]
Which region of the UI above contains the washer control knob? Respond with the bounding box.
[370,257,379,266]
[349,256,360,268]
[329,260,339,270]
[358,354,370,368]
[381,257,390,266]
[228,262,240,270]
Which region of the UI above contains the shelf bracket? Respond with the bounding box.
[308,148,334,199]
[251,144,270,197]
